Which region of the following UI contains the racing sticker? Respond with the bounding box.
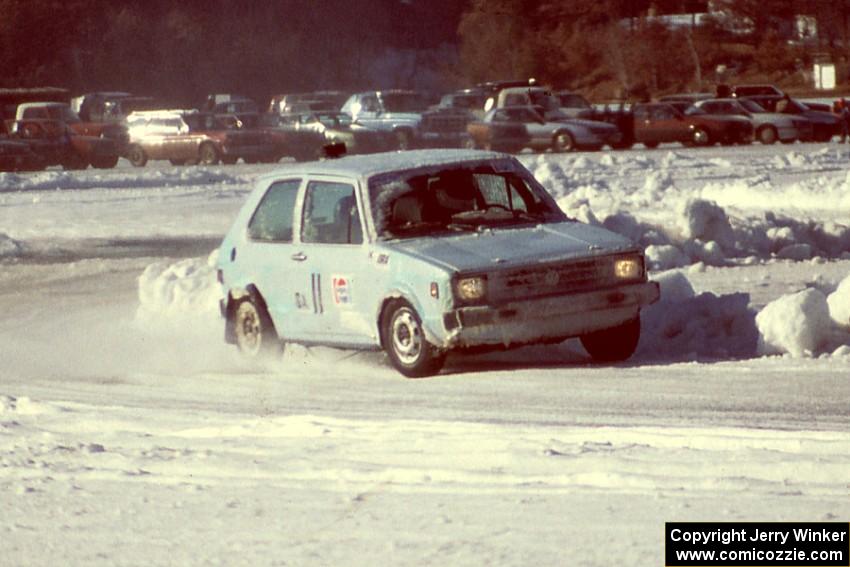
[332,276,352,306]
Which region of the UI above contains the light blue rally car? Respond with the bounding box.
[217,149,660,377]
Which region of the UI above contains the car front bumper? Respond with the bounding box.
[437,281,660,349]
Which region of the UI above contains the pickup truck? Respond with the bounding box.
[341,90,471,150]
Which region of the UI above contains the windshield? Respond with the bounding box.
[381,93,428,113]
[558,93,591,109]
[738,99,766,113]
[369,160,566,240]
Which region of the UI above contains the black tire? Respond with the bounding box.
[127,145,148,167]
[757,126,778,145]
[580,317,641,363]
[552,131,575,152]
[61,152,88,171]
[643,141,659,149]
[692,127,711,146]
[90,155,119,169]
[394,129,413,151]
[231,295,281,358]
[382,300,446,378]
[198,143,219,165]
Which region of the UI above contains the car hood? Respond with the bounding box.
[382,222,637,272]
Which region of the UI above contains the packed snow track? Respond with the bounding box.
[1,145,848,566]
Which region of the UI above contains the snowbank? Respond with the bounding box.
[136,250,222,327]
[0,168,245,193]
[0,232,24,258]
[525,152,850,268]
[755,276,850,358]
[638,271,758,360]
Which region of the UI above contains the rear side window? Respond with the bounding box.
[301,181,362,244]
[247,179,301,241]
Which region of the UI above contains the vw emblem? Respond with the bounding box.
[544,270,560,286]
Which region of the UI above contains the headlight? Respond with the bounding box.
[614,258,642,279]
[456,277,486,301]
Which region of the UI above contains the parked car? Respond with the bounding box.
[341,90,471,150]
[8,117,114,170]
[632,102,753,148]
[125,110,280,167]
[216,149,659,376]
[467,106,621,152]
[732,84,784,98]
[274,111,396,156]
[15,101,126,167]
[742,95,840,142]
[690,98,809,144]
[0,119,45,171]
[204,94,259,116]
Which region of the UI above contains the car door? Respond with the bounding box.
[236,178,304,340]
[651,105,683,142]
[288,176,374,344]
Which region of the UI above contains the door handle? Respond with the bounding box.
[291,252,307,262]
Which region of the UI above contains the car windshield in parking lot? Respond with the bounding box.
[369,162,566,240]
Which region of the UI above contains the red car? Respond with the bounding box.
[632,103,753,148]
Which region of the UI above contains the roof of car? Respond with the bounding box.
[265,149,507,180]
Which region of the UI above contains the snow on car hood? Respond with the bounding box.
[383,221,636,272]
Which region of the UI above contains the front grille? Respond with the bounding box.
[487,255,635,303]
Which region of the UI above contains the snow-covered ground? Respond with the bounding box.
[1,144,848,566]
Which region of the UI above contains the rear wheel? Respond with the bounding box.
[198,143,219,165]
[231,296,281,358]
[394,129,413,151]
[61,152,88,170]
[552,131,575,152]
[757,126,778,145]
[382,300,446,378]
[127,145,148,167]
[580,317,641,363]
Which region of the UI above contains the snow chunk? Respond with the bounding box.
[639,272,757,360]
[136,250,222,325]
[756,289,833,357]
[0,232,24,258]
[827,273,850,328]
[679,199,735,251]
[645,244,689,271]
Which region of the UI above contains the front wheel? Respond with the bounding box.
[231,296,282,358]
[580,317,641,363]
[382,300,446,378]
[692,127,711,146]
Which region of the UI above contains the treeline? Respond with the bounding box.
[456,0,850,99]
[0,0,466,104]
[4,0,850,104]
